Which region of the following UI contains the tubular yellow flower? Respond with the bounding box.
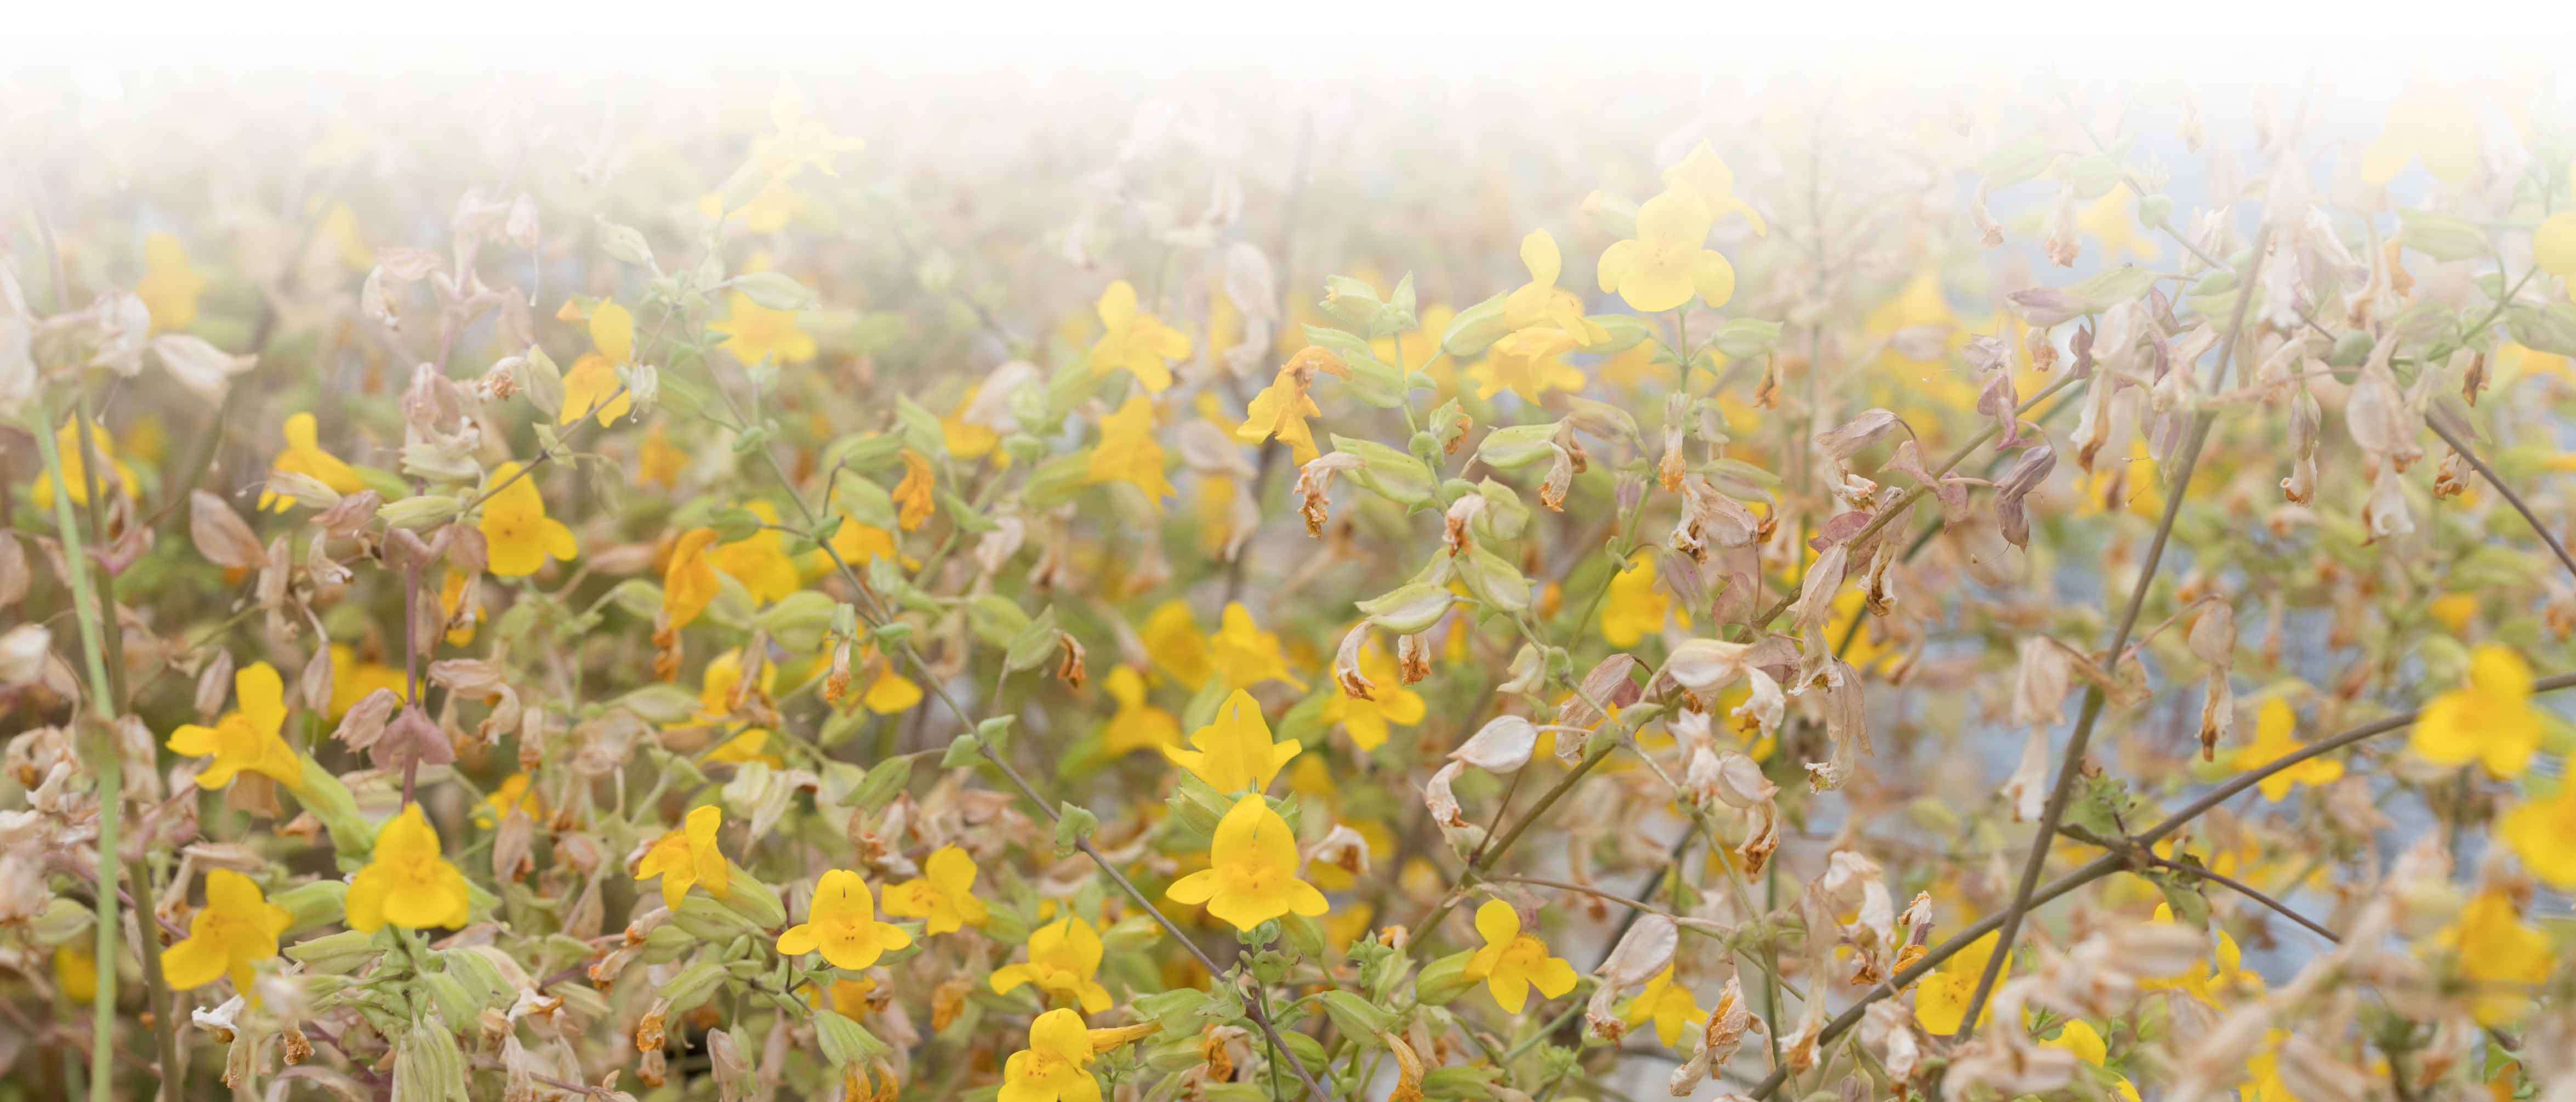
[663,527,723,630]
[777,869,913,970]
[1661,142,1766,236]
[2044,1020,2142,1102]
[2438,888,2554,1025]
[639,422,688,488]
[474,771,544,828]
[1162,689,1301,794]
[1463,900,1578,1014]
[437,569,482,645]
[1599,552,1673,647]
[27,416,139,510]
[1466,326,1586,404]
[1620,966,1705,1048]
[2409,645,2543,778]
[1595,183,1736,314]
[1323,643,1423,753]
[1502,230,1608,343]
[1207,602,1306,691]
[881,844,988,935]
[1139,600,1213,688]
[1911,930,2008,1034]
[998,1008,1103,1102]
[2140,902,2261,1007]
[856,647,922,715]
[893,448,937,530]
[477,461,578,577]
[2228,698,2344,801]
[161,870,293,996]
[705,729,783,768]
[636,804,732,909]
[2536,212,2576,279]
[1085,394,1175,503]
[560,299,637,427]
[1165,794,1327,931]
[710,291,818,366]
[138,231,207,331]
[709,501,800,603]
[825,515,905,569]
[260,412,364,512]
[328,645,406,720]
[346,805,473,932]
[1099,666,1182,755]
[1237,348,1340,464]
[1086,280,1190,393]
[2501,779,2576,888]
[2360,84,2476,186]
[990,915,1114,1013]
[750,83,863,180]
[167,661,305,791]
[943,385,1003,462]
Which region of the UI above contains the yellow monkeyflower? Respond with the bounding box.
[663,527,722,631]
[2438,888,2554,1025]
[750,83,863,181]
[2045,1020,2142,1102]
[2361,84,2478,186]
[27,416,139,511]
[2535,212,2576,282]
[437,570,483,646]
[777,869,913,970]
[161,869,292,996]
[991,915,1114,1013]
[1467,326,1587,404]
[138,231,207,332]
[1208,601,1306,691]
[2502,779,2576,888]
[943,385,1004,463]
[2230,698,2344,801]
[2142,903,2262,1007]
[168,661,304,792]
[1912,930,2009,1034]
[1238,346,1340,463]
[346,804,473,932]
[2409,645,2543,778]
[882,844,988,935]
[893,448,936,531]
[1621,966,1705,1048]
[688,649,777,727]
[1464,899,1578,1014]
[477,462,578,577]
[1140,600,1212,688]
[699,177,798,233]
[259,412,364,512]
[710,291,818,366]
[1085,394,1175,503]
[475,772,544,828]
[2078,184,2158,260]
[852,646,922,715]
[1164,689,1301,794]
[1599,552,1674,647]
[998,1008,1113,1102]
[1323,641,1424,752]
[705,729,784,768]
[56,944,96,1004]
[1100,665,1182,756]
[636,805,732,909]
[560,299,637,427]
[825,515,905,569]
[1503,230,1609,343]
[1595,183,1736,314]
[1662,141,1766,236]
[1166,793,1328,931]
[1087,280,1190,393]
[639,422,688,489]
[328,645,406,720]
[709,501,800,603]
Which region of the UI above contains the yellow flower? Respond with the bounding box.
[882,844,989,935]
[943,386,1004,463]
[2242,1029,2299,1102]
[854,647,923,715]
[687,649,777,726]
[2044,1020,2141,1102]
[1207,601,1306,691]
[1166,794,1328,931]
[474,772,544,828]
[1086,280,1190,393]
[700,177,798,233]
[709,501,800,603]
[2229,698,2344,801]
[2501,779,2576,888]
[2141,903,2261,1007]
[1503,230,1609,343]
[1596,183,1736,314]
[1085,394,1175,503]
[1467,326,1587,404]
[328,645,406,720]
[168,661,304,792]
[1662,141,1766,236]
[991,915,1114,1013]
[2409,645,2543,778]
[346,805,473,932]
[560,299,637,427]
[1464,899,1578,1014]
[709,291,818,366]
[893,448,937,531]
[1100,666,1182,756]
[777,869,913,970]
[1912,930,2008,1034]
[998,1007,1103,1102]
[1164,689,1301,794]
[2427,592,2480,634]
[56,944,96,1004]
[438,570,483,646]
[138,231,206,332]
[477,462,577,577]
[2437,888,2554,1025]
[2077,184,2158,260]
[638,422,687,488]
[27,416,139,511]
[259,412,364,512]
[1620,966,1705,1048]
[1140,600,1212,688]
[1323,642,1423,752]
[825,516,905,569]
[2536,211,2576,282]
[2361,84,2478,186]
[1599,553,1674,647]
[161,869,292,996]
[705,729,783,768]
[1237,348,1339,463]
[750,83,863,181]
[636,805,732,909]
[663,527,722,630]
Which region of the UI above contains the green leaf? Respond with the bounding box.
[2398,209,2489,263]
